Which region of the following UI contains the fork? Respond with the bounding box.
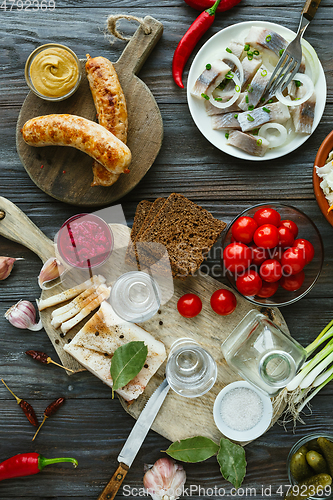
[262,0,321,102]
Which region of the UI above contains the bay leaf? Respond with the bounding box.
[165,436,219,462]
[110,341,148,396]
[217,437,247,489]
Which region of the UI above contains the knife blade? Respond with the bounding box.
[97,378,170,500]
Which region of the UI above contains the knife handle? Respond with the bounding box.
[97,463,129,500]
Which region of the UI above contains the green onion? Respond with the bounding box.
[248,86,253,93]
[206,63,211,70]
[247,51,253,57]
[247,54,253,61]
[245,95,249,103]
[295,80,302,87]
[248,105,254,111]
[244,44,250,51]
[214,97,222,102]
[201,93,209,100]
[225,132,229,139]
[253,50,260,56]
[261,69,268,77]
[256,138,262,145]
[268,99,273,104]
[279,49,284,57]
[247,114,254,122]
[235,85,241,93]
[252,129,259,135]
[261,97,265,103]
[263,107,270,113]
[226,47,232,53]
[234,114,238,119]
[217,82,226,90]
[225,71,234,80]
[266,35,272,42]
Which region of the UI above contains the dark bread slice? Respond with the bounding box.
[126,200,152,267]
[136,193,227,279]
[134,198,166,242]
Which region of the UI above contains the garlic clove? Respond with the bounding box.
[5,300,43,331]
[38,258,65,289]
[0,256,24,281]
[143,458,186,500]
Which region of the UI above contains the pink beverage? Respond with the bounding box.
[56,213,113,269]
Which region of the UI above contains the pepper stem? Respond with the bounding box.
[38,455,78,471]
[47,357,75,373]
[1,379,22,404]
[32,415,48,441]
[206,0,222,16]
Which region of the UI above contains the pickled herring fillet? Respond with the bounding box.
[223,40,244,70]
[212,113,241,130]
[237,102,290,132]
[290,87,316,134]
[227,130,269,156]
[191,59,232,98]
[204,93,244,116]
[224,56,262,93]
[61,284,111,334]
[238,64,272,111]
[244,26,287,57]
[37,275,106,311]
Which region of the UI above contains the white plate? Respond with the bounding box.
[187,21,326,161]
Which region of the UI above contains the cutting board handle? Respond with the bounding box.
[0,196,54,263]
[116,16,163,77]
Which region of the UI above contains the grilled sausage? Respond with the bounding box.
[85,54,128,187]
[22,114,131,175]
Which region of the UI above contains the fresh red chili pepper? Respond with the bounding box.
[1,379,39,428]
[33,397,65,441]
[184,0,241,12]
[26,350,75,373]
[172,0,222,89]
[0,453,78,482]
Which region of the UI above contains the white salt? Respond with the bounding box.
[220,387,263,431]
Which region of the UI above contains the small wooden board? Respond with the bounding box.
[313,130,333,227]
[0,196,288,443]
[16,16,163,207]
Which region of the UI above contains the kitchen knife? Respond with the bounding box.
[97,378,170,500]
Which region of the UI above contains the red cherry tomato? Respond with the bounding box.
[281,247,307,275]
[257,280,279,298]
[294,238,315,264]
[253,224,279,249]
[253,207,281,227]
[250,245,269,266]
[210,289,237,316]
[280,271,305,292]
[223,242,252,274]
[278,226,295,248]
[259,259,283,283]
[280,219,299,238]
[236,270,262,296]
[177,293,202,318]
[231,216,258,244]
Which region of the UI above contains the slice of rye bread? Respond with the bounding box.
[126,200,152,266]
[135,198,166,242]
[136,193,227,279]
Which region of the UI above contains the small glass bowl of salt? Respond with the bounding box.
[213,381,273,442]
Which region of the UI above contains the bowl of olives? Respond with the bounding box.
[287,434,333,500]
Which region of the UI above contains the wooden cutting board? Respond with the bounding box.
[0,196,288,443]
[16,16,163,207]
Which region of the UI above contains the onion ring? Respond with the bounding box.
[276,73,314,107]
[220,51,244,86]
[208,73,242,109]
[258,123,288,148]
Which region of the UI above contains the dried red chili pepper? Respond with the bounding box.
[0,453,78,482]
[32,397,65,441]
[184,0,241,12]
[26,350,75,373]
[172,0,222,89]
[1,379,39,428]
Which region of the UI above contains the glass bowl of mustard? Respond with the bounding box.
[25,43,81,101]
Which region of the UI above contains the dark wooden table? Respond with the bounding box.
[1,1,333,498]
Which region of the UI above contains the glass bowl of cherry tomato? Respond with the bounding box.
[221,203,324,307]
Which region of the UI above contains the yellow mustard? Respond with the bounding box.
[29,47,79,98]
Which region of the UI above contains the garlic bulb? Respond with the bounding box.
[0,256,23,281]
[38,258,65,289]
[5,300,43,331]
[143,458,186,500]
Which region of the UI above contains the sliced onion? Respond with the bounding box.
[208,73,242,109]
[276,73,314,107]
[220,51,244,87]
[301,39,320,85]
[258,123,288,148]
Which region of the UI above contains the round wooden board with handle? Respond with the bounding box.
[0,195,288,443]
[16,16,163,207]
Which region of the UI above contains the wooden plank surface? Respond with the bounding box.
[1,0,333,498]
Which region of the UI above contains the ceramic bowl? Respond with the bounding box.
[313,131,333,227]
[221,203,324,307]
